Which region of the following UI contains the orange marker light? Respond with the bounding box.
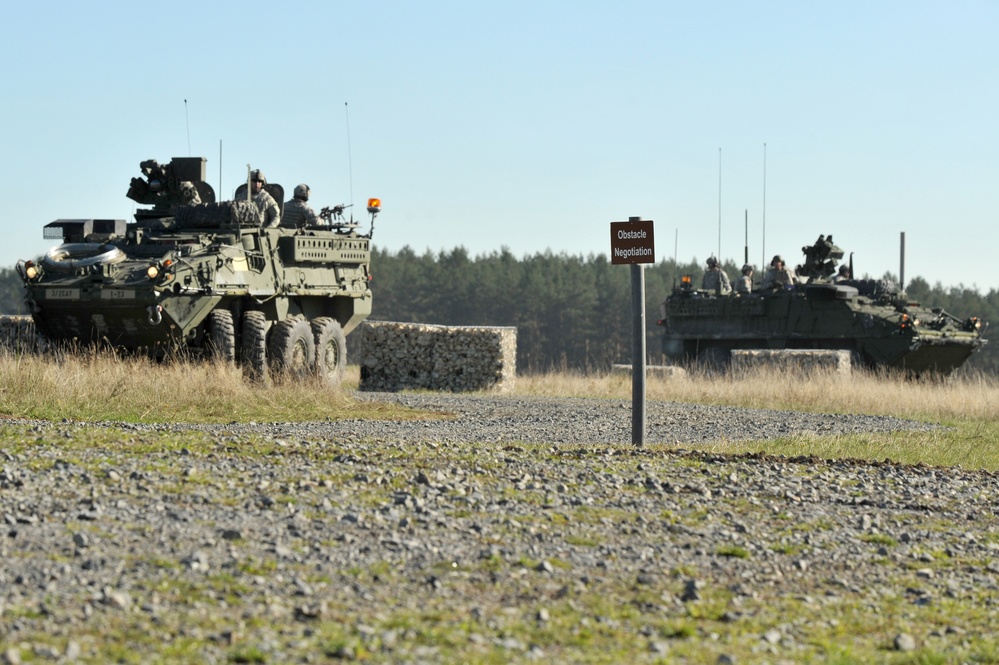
[367,198,381,213]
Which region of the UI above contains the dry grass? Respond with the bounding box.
[4,350,997,425]
[516,366,999,423]
[0,351,411,423]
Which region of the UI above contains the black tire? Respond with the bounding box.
[268,319,316,380]
[697,346,730,373]
[240,311,269,384]
[312,317,347,386]
[207,310,236,363]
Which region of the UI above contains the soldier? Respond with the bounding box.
[761,255,798,290]
[249,169,281,228]
[833,265,851,282]
[178,181,201,206]
[735,264,754,294]
[282,184,320,229]
[701,257,732,295]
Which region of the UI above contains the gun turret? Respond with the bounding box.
[797,234,845,281]
[126,157,215,211]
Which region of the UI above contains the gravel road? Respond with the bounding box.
[1,393,997,663]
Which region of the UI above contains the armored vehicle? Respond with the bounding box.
[658,234,987,375]
[16,157,377,385]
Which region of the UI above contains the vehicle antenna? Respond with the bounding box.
[761,142,767,271]
[344,102,354,224]
[184,99,192,156]
[717,147,722,261]
[744,209,748,266]
[245,164,252,202]
[899,231,906,292]
[218,139,222,196]
[673,227,679,290]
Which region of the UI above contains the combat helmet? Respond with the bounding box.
[293,184,310,201]
[251,169,267,185]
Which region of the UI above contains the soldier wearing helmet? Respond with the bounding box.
[282,183,320,229]
[761,254,798,290]
[178,181,201,206]
[701,256,732,295]
[735,263,754,294]
[249,169,281,228]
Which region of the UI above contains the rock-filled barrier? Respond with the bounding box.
[731,349,852,375]
[357,321,517,392]
[0,315,46,354]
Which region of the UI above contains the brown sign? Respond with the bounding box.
[610,219,655,265]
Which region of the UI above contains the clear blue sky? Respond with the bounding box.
[3,1,997,291]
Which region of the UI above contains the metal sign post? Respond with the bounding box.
[610,217,655,446]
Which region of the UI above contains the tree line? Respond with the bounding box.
[2,251,996,374]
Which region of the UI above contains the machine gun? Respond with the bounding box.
[319,204,354,227]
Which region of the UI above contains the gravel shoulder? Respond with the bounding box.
[1,393,997,664]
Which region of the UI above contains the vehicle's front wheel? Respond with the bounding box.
[241,311,269,384]
[312,317,347,386]
[207,310,236,364]
[268,319,316,380]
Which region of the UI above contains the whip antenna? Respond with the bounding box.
[673,228,678,290]
[762,142,767,271]
[344,102,354,223]
[184,99,192,156]
[717,147,722,261]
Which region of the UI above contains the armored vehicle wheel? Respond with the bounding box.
[311,317,347,385]
[697,346,730,372]
[268,319,316,380]
[241,311,269,384]
[207,310,236,363]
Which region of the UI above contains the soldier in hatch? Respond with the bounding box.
[761,255,798,290]
[282,184,320,229]
[701,257,732,295]
[833,265,852,282]
[178,181,201,206]
[248,169,281,228]
[735,264,754,294]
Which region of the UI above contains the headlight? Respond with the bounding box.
[25,263,38,280]
[147,265,160,280]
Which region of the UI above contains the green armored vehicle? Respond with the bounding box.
[657,234,987,375]
[17,157,377,384]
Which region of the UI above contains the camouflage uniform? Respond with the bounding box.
[735,269,753,294]
[702,262,732,295]
[761,265,797,289]
[253,189,281,228]
[282,198,320,228]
